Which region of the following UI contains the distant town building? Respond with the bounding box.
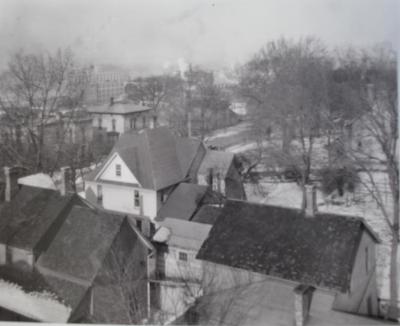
[87,94,157,137]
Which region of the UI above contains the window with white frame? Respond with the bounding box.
[116,164,121,176]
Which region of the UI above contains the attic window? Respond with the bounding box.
[178,252,188,262]
[116,164,121,176]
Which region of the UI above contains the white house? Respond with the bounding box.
[151,218,212,319]
[84,127,204,235]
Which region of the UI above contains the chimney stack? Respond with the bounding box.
[60,166,71,196]
[304,184,317,217]
[294,285,315,326]
[4,167,11,202]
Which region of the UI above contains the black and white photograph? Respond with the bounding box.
[0,0,398,324]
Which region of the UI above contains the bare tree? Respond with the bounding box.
[239,37,332,207]
[331,45,398,319]
[0,48,91,173]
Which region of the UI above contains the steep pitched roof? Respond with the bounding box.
[36,207,124,284]
[198,150,234,178]
[157,183,209,221]
[175,137,203,178]
[191,205,222,225]
[0,186,81,250]
[197,200,379,293]
[101,127,184,190]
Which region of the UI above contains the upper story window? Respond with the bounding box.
[142,116,146,128]
[98,117,102,129]
[365,247,369,273]
[97,184,103,204]
[134,190,140,207]
[178,252,188,262]
[112,119,116,132]
[116,164,121,176]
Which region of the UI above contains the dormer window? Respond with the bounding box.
[116,164,121,176]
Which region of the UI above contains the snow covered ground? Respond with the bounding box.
[245,179,396,302]
[0,279,71,322]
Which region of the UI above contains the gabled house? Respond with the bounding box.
[187,190,382,326]
[87,94,157,136]
[84,126,243,236]
[36,207,155,323]
[84,127,190,234]
[0,168,155,323]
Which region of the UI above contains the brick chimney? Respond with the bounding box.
[304,184,317,217]
[3,166,26,202]
[294,285,315,326]
[60,166,71,196]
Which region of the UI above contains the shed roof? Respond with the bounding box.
[153,218,211,251]
[191,205,222,225]
[157,183,208,221]
[197,200,379,293]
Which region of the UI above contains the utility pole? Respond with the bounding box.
[186,64,193,138]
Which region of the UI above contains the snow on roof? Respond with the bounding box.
[153,226,171,243]
[0,279,71,322]
[18,173,57,190]
[155,218,212,251]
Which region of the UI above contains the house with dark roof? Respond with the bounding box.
[0,168,156,323]
[84,126,243,237]
[190,190,382,326]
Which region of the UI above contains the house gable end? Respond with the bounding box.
[97,153,141,186]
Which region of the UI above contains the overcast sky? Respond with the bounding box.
[0,0,398,73]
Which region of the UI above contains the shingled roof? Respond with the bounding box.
[157,183,209,221]
[191,205,222,225]
[0,186,83,251]
[197,200,379,293]
[37,207,124,284]
[35,207,126,311]
[92,127,184,190]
